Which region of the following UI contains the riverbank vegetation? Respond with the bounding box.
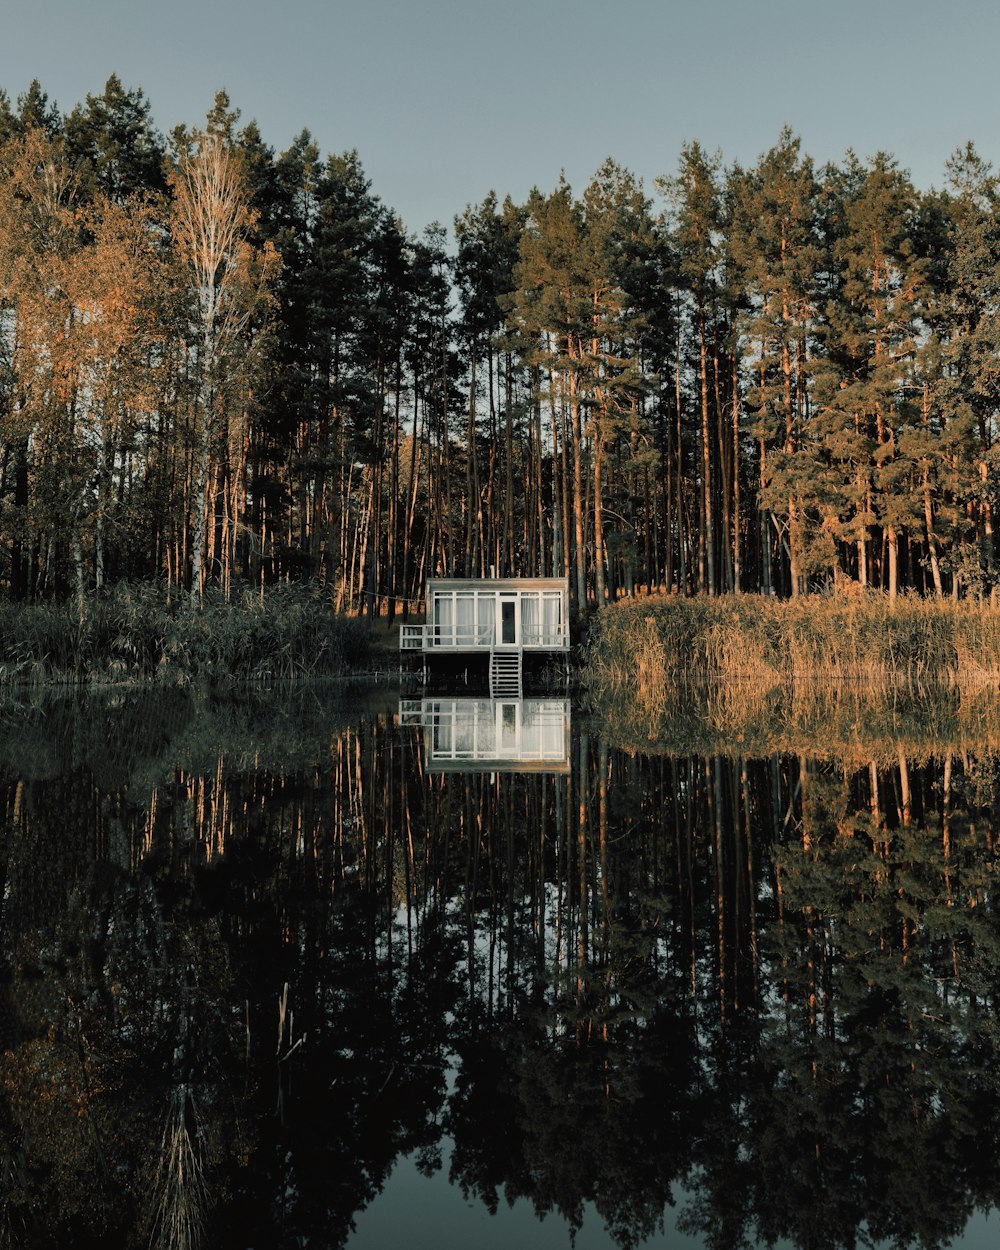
[2,76,1000,626]
[586,591,1000,690]
[0,583,374,684]
[584,591,1000,759]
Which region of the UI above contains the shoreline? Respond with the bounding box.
[5,585,1000,695]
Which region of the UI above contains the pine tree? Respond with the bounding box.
[63,74,165,204]
[667,143,724,595]
[730,131,821,594]
[455,192,524,577]
[922,145,1000,596]
[814,153,925,597]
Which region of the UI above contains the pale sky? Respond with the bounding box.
[3,0,998,234]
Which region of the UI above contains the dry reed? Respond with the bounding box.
[585,591,1000,698]
[583,591,1000,765]
[148,1084,207,1250]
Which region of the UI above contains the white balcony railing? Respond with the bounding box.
[400,620,569,651]
[426,623,496,648]
[518,623,569,647]
[399,623,427,651]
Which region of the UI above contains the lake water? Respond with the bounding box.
[1,683,998,1249]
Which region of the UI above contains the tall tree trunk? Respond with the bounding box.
[699,312,714,594]
[887,524,899,600]
[731,353,741,594]
[569,366,587,611]
[189,368,212,605]
[675,336,686,595]
[923,463,943,597]
[593,432,606,607]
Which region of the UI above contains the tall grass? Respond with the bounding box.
[584,590,1000,764]
[585,591,1000,696]
[0,583,377,686]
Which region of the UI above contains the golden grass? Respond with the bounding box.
[583,591,1000,764]
[585,591,1000,693]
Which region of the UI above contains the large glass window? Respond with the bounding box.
[520,594,540,644]
[433,594,453,646]
[455,594,475,645]
[542,594,562,645]
[477,593,495,645]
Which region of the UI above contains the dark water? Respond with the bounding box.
[1,684,999,1250]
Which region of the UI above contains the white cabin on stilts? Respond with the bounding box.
[399,577,570,697]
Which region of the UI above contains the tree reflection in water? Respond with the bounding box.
[0,687,998,1248]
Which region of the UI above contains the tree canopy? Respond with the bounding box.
[2,76,1000,610]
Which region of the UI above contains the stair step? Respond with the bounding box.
[489,649,523,698]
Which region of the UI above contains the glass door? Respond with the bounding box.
[496,701,521,756]
[497,596,518,646]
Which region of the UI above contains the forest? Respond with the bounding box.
[2,75,999,617]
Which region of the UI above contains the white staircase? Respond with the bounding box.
[489,649,522,698]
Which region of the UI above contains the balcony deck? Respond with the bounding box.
[399,622,569,653]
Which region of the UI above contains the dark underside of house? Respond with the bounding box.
[403,649,570,695]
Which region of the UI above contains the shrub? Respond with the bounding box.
[0,583,377,686]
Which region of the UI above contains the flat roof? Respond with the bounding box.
[426,577,569,591]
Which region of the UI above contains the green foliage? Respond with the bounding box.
[2,79,1000,613]
[0,583,373,685]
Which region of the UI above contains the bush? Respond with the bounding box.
[0,583,376,686]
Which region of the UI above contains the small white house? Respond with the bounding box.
[399,577,570,698]
[400,577,570,653]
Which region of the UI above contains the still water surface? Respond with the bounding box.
[1,683,998,1249]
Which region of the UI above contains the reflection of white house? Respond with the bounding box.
[400,578,570,697]
[399,698,571,773]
